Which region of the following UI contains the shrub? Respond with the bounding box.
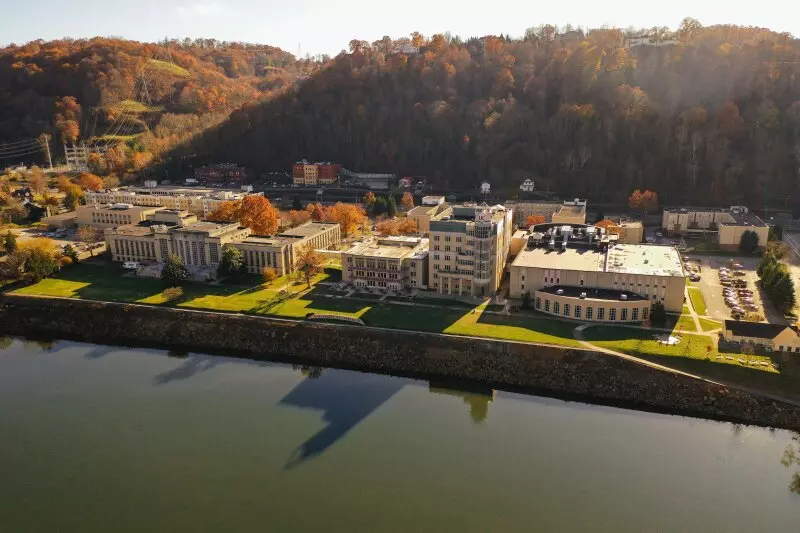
[162,286,184,303]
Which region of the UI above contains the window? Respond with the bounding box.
[598,308,605,320]
[563,303,570,317]
[574,305,581,319]
[621,308,628,321]
[642,307,649,320]
[535,297,541,310]
[545,299,550,312]
[580,280,584,286]
[521,275,525,281]
[553,302,560,315]
[632,308,639,321]
[445,236,451,242]
[445,246,451,252]
[609,308,617,321]
[586,307,593,320]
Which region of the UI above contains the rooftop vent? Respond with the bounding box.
[557,289,564,295]
[620,294,628,301]
[580,292,587,299]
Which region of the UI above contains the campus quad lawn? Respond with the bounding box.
[698,317,723,332]
[688,287,707,315]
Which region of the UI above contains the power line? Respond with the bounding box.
[0,146,45,159]
[0,138,42,152]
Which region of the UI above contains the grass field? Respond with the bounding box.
[10,263,582,348]
[688,287,707,315]
[110,100,164,114]
[666,313,697,333]
[699,317,723,332]
[148,59,190,77]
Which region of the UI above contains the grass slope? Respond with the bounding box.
[688,287,707,315]
[148,59,191,77]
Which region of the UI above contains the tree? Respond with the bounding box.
[628,189,658,215]
[398,218,417,235]
[363,191,376,210]
[64,184,83,210]
[162,286,184,303]
[401,192,414,210]
[292,196,303,211]
[650,302,666,326]
[376,218,401,235]
[525,215,546,227]
[62,244,79,264]
[3,231,17,254]
[28,171,46,194]
[240,195,279,235]
[55,175,72,192]
[295,242,323,288]
[77,225,101,256]
[387,196,397,218]
[286,209,311,227]
[373,197,387,216]
[739,230,760,255]
[217,245,245,278]
[162,254,189,284]
[18,238,61,282]
[305,202,325,221]
[77,173,104,191]
[769,225,784,242]
[262,267,278,284]
[207,200,240,222]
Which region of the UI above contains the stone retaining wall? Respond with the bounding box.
[1,294,799,431]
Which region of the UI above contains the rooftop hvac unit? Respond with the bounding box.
[557,289,564,295]
[580,292,587,299]
[620,294,628,301]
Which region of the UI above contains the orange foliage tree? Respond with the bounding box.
[401,192,415,210]
[207,200,241,222]
[525,215,546,227]
[305,202,326,221]
[286,209,311,227]
[376,219,401,235]
[77,173,104,191]
[324,203,367,236]
[240,196,280,235]
[628,189,659,215]
[595,219,620,234]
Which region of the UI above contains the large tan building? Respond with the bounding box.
[661,206,769,250]
[76,204,160,229]
[406,196,448,235]
[722,321,800,353]
[428,204,513,297]
[509,225,686,321]
[85,186,262,216]
[105,219,340,279]
[342,236,429,291]
[505,198,587,226]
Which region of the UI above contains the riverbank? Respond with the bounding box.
[2,293,800,431]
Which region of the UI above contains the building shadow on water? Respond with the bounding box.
[153,354,225,384]
[280,371,405,469]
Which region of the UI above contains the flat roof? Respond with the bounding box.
[606,244,684,277]
[538,285,647,302]
[512,246,605,271]
[106,225,153,236]
[278,222,338,238]
[241,236,286,246]
[345,238,427,260]
[557,205,586,216]
[176,221,241,233]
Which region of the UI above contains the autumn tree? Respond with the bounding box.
[54,96,81,144]
[207,200,240,222]
[325,202,367,236]
[295,242,323,288]
[64,184,83,210]
[17,238,61,282]
[594,219,620,234]
[363,191,376,209]
[305,202,325,221]
[628,189,658,215]
[262,267,278,284]
[55,175,72,192]
[77,225,102,256]
[401,192,415,210]
[286,209,311,227]
[376,218,401,235]
[77,173,104,191]
[162,286,184,303]
[398,218,417,235]
[28,168,47,194]
[525,215,546,227]
[240,195,279,235]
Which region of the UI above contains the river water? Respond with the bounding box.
[0,338,797,532]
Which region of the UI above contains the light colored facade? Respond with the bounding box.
[75,204,160,229]
[407,197,448,235]
[520,179,536,192]
[85,187,263,217]
[662,206,768,249]
[722,321,800,353]
[509,228,686,316]
[105,220,340,278]
[505,198,587,226]
[534,286,651,323]
[428,204,513,297]
[618,220,644,244]
[342,236,429,291]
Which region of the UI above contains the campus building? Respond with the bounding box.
[85,186,262,217]
[722,321,800,353]
[661,206,769,250]
[509,224,686,322]
[292,160,342,186]
[504,198,587,227]
[104,218,340,279]
[76,204,160,229]
[194,163,248,184]
[427,203,513,297]
[406,196,448,235]
[342,236,430,291]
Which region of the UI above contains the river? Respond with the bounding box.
[0,337,797,532]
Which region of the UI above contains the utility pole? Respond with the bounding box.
[40,134,53,170]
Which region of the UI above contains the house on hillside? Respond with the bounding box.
[722,320,800,353]
[520,179,536,193]
[480,181,491,195]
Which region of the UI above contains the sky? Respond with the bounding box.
[0,0,797,57]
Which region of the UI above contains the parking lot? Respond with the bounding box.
[14,227,105,259]
[684,254,786,324]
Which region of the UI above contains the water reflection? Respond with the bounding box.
[280,371,404,468]
[292,364,323,379]
[780,434,800,494]
[0,336,12,350]
[428,382,496,424]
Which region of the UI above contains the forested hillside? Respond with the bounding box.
[0,38,304,173]
[183,21,800,205]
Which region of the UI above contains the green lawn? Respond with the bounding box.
[699,317,723,332]
[148,59,190,77]
[666,312,697,333]
[688,287,707,315]
[110,100,164,114]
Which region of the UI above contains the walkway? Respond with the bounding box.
[685,286,703,333]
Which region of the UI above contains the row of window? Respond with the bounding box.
[536,297,648,321]
[113,239,156,259]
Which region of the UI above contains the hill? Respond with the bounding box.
[0,37,305,174]
[178,21,800,206]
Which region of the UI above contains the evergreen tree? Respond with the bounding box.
[62,244,79,264]
[162,254,189,284]
[3,231,17,254]
[292,196,303,211]
[739,230,760,255]
[387,196,397,218]
[217,246,245,278]
[373,197,387,216]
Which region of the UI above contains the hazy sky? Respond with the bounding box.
[0,0,796,56]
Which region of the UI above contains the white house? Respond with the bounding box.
[480,181,491,194]
[520,179,536,192]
